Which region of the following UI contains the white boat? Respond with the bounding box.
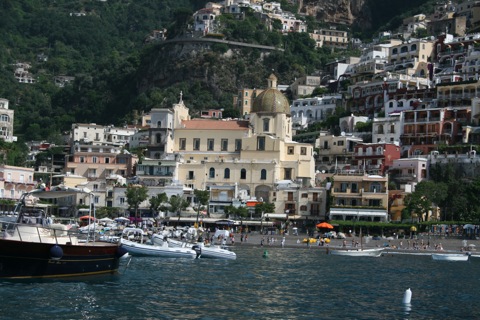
[166,238,237,260]
[330,248,384,257]
[432,253,469,261]
[120,228,198,259]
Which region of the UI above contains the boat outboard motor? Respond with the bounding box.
[192,245,202,259]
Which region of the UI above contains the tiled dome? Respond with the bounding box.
[251,88,290,114]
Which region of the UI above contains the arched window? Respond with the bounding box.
[389,102,394,108]
[263,118,270,132]
[156,133,162,144]
[0,114,9,122]
[224,168,230,179]
[260,169,267,180]
[240,168,246,179]
[209,168,215,178]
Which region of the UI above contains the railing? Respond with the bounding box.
[2,221,83,245]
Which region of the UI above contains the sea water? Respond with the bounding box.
[0,246,479,319]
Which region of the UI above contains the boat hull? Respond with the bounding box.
[432,253,469,261]
[198,246,237,260]
[330,248,384,257]
[0,239,123,279]
[167,239,236,260]
[121,239,197,259]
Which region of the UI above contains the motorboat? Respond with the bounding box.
[121,228,198,259]
[432,253,469,261]
[166,238,237,260]
[0,186,127,279]
[330,227,384,257]
[329,248,384,257]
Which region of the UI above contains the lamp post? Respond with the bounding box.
[47,156,54,187]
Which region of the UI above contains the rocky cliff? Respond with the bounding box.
[298,0,372,29]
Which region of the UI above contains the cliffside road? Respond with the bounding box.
[159,37,284,52]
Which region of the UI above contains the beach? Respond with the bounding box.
[227,231,478,254]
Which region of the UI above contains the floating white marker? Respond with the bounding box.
[403,288,412,304]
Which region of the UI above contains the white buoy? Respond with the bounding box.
[403,288,412,304]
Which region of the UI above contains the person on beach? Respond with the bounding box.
[281,236,285,248]
[260,237,264,246]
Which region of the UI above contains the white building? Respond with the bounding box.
[71,123,137,147]
[372,114,401,144]
[0,99,17,143]
[291,95,341,128]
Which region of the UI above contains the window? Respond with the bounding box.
[207,139,214,151]
[300,205,307,211]
[235,139,242,151]
[209,168,215,178]
[370,182,381,192]
[284,168,292,180]
[105,157,110,164]
[188,171,194,179]
[120,197,125,204]
[260,169,267,180]
[179,138,186,150]
[89,169,97,178]
[240,168,247,179]
[301,193,308,198]
[257,137,265,151]
[221,139,228,151]
[93,184,98,191]
[94,196,99,204]
[287,146,294,155]
[0,114,9,122]
[351,183,358,193]
[193,138,200,150]
[224,168,230,179]
[337,141,344,146]
[80,156,85,163]
[263,118,270,132]
[92,156,98,164]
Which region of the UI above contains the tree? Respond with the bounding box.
[150,192,168,217]
[416,181,447,221]
[125,185,149,226]
[194,189,210,225]
[168,195,189,224]
[254,202,275,217]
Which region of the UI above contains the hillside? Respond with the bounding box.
[0,0,436,142]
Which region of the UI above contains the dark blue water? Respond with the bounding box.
[1,247,479,319]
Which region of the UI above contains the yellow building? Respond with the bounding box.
[175,76,326,218]
[329,172,389,222]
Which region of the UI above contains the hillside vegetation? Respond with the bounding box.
[0,0,436,141]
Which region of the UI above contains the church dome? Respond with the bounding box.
[251,88,290,114]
